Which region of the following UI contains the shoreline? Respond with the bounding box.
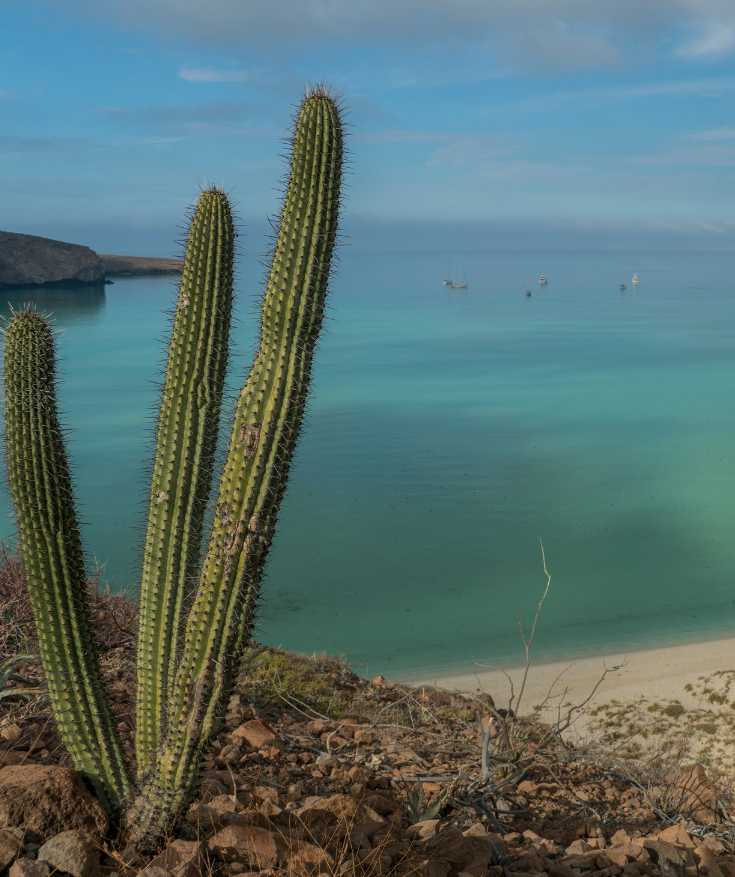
[408,634,735,735]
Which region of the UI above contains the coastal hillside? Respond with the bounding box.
[1,557,734,876]
[100,254,183,277]
[0,231,182,288]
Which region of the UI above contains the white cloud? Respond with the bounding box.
[179,67,251,83]
[53,1,735,69]
[677,21,735,58]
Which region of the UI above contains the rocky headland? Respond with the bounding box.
[0,231,182,289]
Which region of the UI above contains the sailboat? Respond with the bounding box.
[631,273,640,286]
[443,266,468,289]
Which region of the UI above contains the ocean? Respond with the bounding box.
[2,247,735,678]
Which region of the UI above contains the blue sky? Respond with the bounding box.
[4,1,735,251]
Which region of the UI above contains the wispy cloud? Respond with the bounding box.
[63,1,735,69]
[688,128,735,142]
[677,21,735,59]
[0,135,91,154]
[178,66,251,83]
[98,101,252,136]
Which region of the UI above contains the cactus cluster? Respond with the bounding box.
[2,88,343,852]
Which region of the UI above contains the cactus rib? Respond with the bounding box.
[135,189,235,779]
[123,88,343,851]
[3,308,130,811]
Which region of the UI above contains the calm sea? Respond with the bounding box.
[1,248,735,677]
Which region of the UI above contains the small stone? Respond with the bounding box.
[146,840,204,877]
[657,823,694,848]
[10,860,50,877]
[253,785,279,804]
[566,839,592,855]
[208,824,280,868]
[37,830,99,877]
[287,841,333,876]
[0,724,22,744]
[407,819,440,841]
[315,753,335,770]
[600,847,629,867]
[0,828,24,870]
[231,720,276,749]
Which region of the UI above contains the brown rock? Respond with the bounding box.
[565,839,592,855]
[644,839,694,869]
[0,828,24,870]
[674,764,719,822]
[425,828,502,874]
[146,840,204,877]
[0,766,107,837]
[407,819,440,841]
[694,844,718,872]
[208,824,280,868]
[0,725,22,744]
[287,841,333,875]
[253,786,278,804]
[657,823,694,848]
[9,860,51,877]
[600,847,629,867]
[231,720,276,749]
[610,830,633,847]
[37,830,99,877]
[296,794,385,848]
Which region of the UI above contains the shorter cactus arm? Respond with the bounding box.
[3,308,130,812]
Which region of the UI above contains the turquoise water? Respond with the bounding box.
[2,249,735,677]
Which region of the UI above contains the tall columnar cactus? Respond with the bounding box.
[124,85,343,852]
[3,309,131,813]
[2,88,343,854]
[135,189,234,779]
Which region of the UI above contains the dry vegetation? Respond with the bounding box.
[2,549,735,875]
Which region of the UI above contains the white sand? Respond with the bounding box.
[410,637,735,738]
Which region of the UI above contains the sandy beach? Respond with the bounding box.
[411,637,735,758]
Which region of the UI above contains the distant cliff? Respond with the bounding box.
[0,231,183,289]
[0,231,104,288]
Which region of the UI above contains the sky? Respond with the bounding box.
[3,1,735,252]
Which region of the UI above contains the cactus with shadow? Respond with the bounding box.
[2,88,343,853]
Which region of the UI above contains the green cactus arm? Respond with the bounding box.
[123,88,343,853]
[2,308,130,812]
[135,188,235,779]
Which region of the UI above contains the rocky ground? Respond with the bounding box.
[2,551,735,877]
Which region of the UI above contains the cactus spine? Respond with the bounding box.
[2,88,343,854]
[3,309,131,812]
[124,87,343,851]
[135,189,234,779]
